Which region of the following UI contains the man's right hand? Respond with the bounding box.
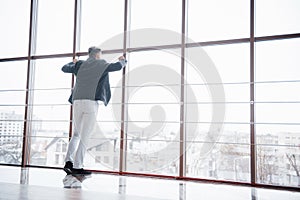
[73,59,78,63]
[118,56,125,61]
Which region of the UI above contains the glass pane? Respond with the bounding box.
[187,0,250,42]
[186,44,249,85]
[0,126,23,165]
[256,124,300,187]
[256,145,300,187]
[0,91,26,105]
[224,104,249,123]
[94,121,120,142]
[96,104,118,122]
[31,105,70,121]
[208,104,248,123]
[127,50,181,86]
[32,90,71,105]
[0,108,24,120]
[80,0,124,51]
[0,0,30,58]
[0,119,24,136]
[223,84,250,102]
[129,0,182,47]
[256,82,300,102]
[31,58,72,136]
[255,39,300,82]
[0,60,26,164]
[202,44,250,83]
[186,103,249,123]
[34,58,72,90]
[124,49,181,175]
[256,103,300,124]
[85,138,119,171]
[185,44,250,133]
[126,138,179,176]
[29,129,65,165]
[185,123,250,144]
[255,36,300,184]
[126,86,180,104]
[186,103,212,123]
[127,104,179,123]
[186,84,249,102]
[256,124,300,137]
[31,121,69,137]
[29,135,68,167]
[28,57,72,160]
[130,0,181,31]
[0,61,27,90]
[256,0,300,36]
[218,124,250,144]
[186,143,250,182]
[0,77,24,166]
[185,120,250,182]
[35,0,74,55]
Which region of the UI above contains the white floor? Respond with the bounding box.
[0,166,299,200]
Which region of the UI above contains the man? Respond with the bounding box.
[61,47,126,175]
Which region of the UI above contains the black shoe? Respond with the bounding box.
[63,161,73,175]
[72,168,92,176]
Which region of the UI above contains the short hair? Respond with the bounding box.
[88,46,101,57]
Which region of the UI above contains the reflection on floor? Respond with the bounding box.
[0,166,299,200]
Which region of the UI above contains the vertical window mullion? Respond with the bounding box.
[179,0,187,178]
[250,0,256,185]
[119,0,129,173]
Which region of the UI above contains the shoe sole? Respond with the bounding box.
[72,173,92,178]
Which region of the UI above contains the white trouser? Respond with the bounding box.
[65,100,98,169]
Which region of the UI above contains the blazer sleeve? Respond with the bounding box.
[61,60,83,75]
[105,60,127,73]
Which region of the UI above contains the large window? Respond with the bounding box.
[125,50,181,175]
[255,0,300,36]
[80,0,124,51]
[255,38,300,187]
[0,0,30,59]
[185,43,250,181]
[0,61,27,165]
[187,0,250,42]
[35,0,74,55]
[0,0,299,189]
[129,0,182,47]
[29,58,72,167]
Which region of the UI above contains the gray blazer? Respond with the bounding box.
[61,58,125,106]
